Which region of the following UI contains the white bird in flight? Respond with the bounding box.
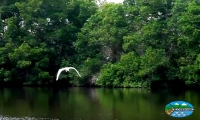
[56,67,81,80]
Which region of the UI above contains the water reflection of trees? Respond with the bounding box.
[0,88,200,119]
[2,88,26,106]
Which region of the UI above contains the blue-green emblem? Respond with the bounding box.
[165,101,194,118]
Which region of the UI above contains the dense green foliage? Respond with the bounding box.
[0,0,200,88]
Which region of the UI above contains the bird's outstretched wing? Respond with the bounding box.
[56,68,65,80]
[68,67,81,77]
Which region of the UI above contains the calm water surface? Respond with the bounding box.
[0,87,199,120]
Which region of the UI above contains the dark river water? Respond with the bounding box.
[0,87,199,120]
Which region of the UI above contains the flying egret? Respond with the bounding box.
[56,67,81,80]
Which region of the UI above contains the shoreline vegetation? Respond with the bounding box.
[0,80,199,91]
[1,0,200,90]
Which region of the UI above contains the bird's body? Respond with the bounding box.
[56,67,81,80]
